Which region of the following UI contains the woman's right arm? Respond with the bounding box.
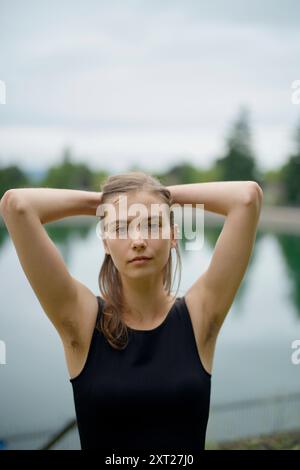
[0,187,102,224]
[0,188,102,347]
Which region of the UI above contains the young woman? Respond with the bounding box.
[0,171,263,453]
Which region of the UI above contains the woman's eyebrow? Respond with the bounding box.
[109,215,162,227]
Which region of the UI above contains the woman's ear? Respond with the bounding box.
[102,238,110,256]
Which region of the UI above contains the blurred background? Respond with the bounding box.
[0,0,300,450]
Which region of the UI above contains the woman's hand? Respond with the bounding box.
[0,188,103,224]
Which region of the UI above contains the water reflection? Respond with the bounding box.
[276,233,300,320]
[0,218,299,448]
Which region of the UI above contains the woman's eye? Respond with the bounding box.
[116,226,127,234]
[148,222,161,233]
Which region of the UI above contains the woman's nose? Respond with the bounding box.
[131,227,147,244]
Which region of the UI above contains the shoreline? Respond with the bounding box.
[204,205,300,234]
[1,205,300,234]
[206,428,300,450]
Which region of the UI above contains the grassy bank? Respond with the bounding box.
[206,429,300,450]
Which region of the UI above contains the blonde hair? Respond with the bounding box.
[97,171,182,349]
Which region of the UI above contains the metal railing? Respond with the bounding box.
[1,392,300,450]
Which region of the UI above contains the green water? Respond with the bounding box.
[0,219,300,448]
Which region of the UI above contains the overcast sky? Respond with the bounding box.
[0,0,300,174]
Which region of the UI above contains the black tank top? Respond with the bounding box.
[69,296,211,452]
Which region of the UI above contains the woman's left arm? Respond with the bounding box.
[166,180,263,337]
[167,180,263,216]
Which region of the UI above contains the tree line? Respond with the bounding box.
[1,107,299,206]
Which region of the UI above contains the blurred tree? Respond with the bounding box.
[91,169,109,192]
[262,168,285,206]
[127,163,144,172]
[160,161,207,185]
[42,147,94,190]
[213,107,262,184]
[0,164,30,198]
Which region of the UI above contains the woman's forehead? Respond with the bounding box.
[109,193,167,216]
[110,191,161,205]
[103,193,170,230]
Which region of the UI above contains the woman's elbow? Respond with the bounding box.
[0,189,28,216]
[244,182,264,207]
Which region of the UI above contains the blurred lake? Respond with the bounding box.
[0,213,300,449]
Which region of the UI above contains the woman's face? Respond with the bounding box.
[101,190,178,280]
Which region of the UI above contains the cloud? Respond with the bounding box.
[0,0,299,172]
